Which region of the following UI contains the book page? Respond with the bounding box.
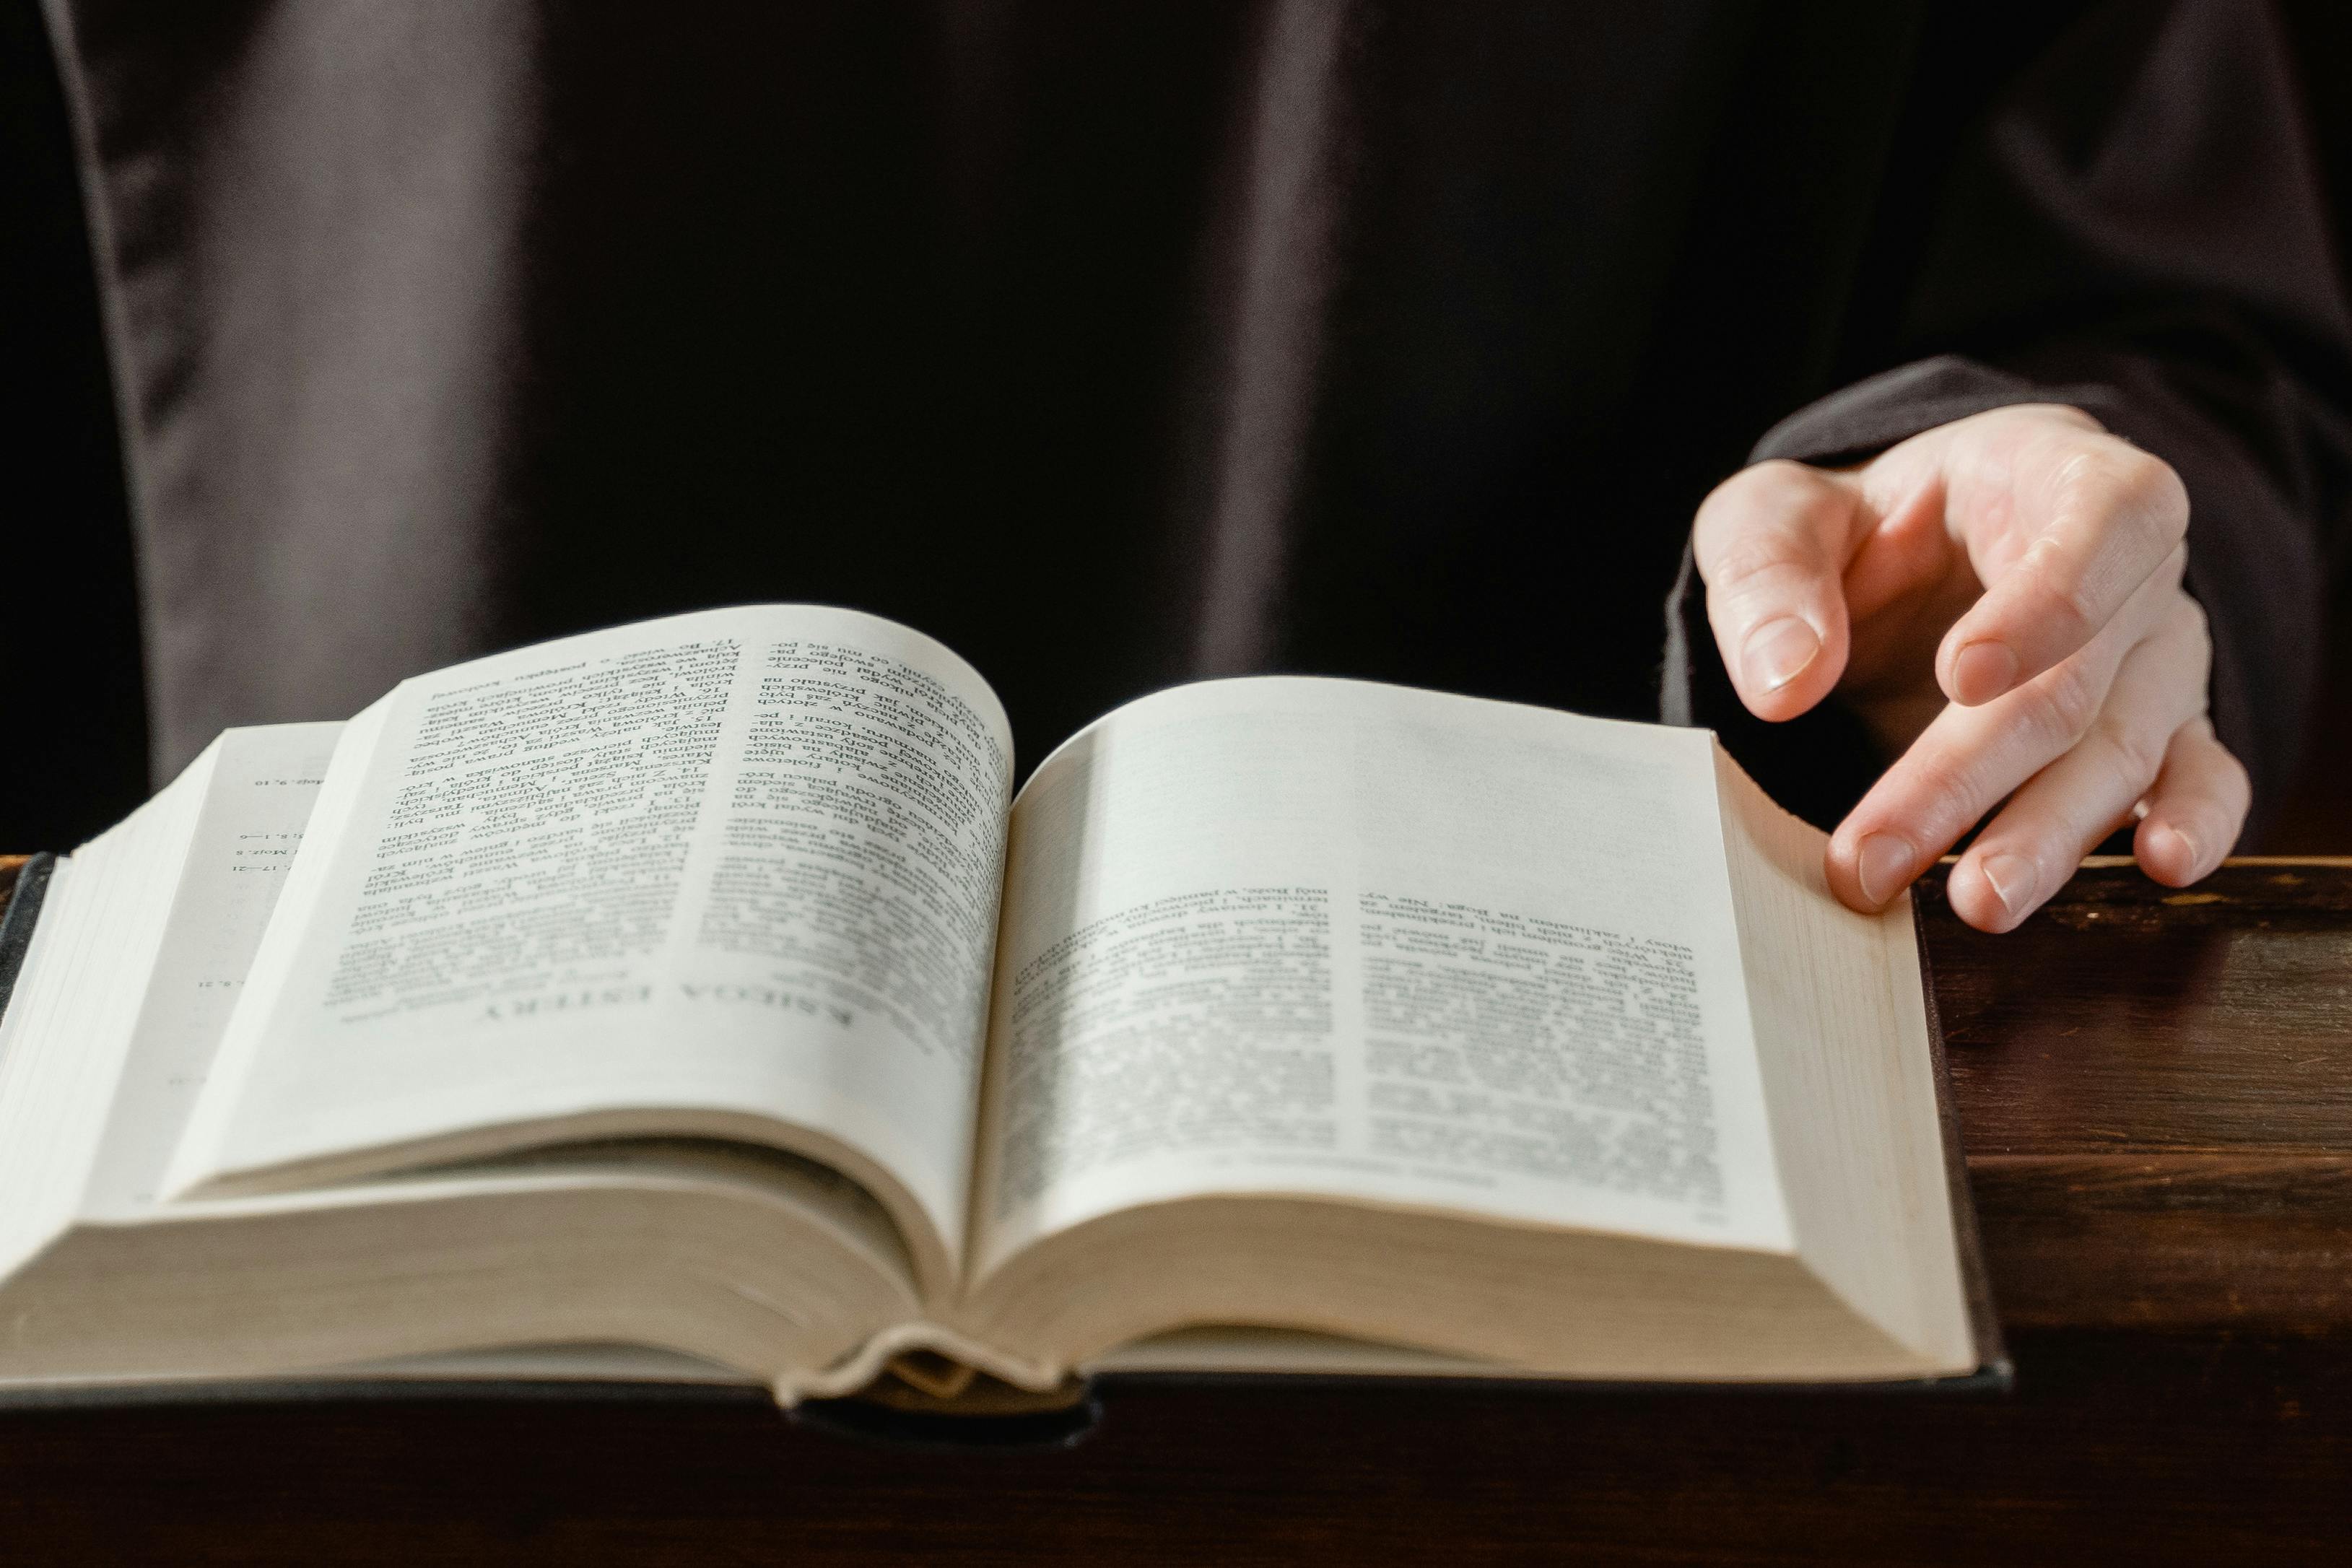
[972,678,1792,1278]
[167,607,1012,1272]
[0,737,218,1276]
[82,723,341,1216]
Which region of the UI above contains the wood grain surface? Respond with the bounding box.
[1,857,2346,1564]
[1923,861,2352,1341]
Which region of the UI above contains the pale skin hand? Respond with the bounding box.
[1694,404,2250,933]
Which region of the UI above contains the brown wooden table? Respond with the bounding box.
[1,857,2347,1564]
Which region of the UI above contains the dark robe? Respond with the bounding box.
[30,0,2352,837]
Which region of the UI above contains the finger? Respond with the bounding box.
[1824,569,2170,911]
[1935,432,2188,707]
[2134,718,2249,887]
[1692,461,1868,721]
[1943,602,2209,931]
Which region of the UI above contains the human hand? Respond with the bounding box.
[1693,404,2247,932]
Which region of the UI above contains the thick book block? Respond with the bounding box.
[0,606,2003,1424]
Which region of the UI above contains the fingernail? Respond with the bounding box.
[2148,822,2197,876]
[1950,640,2018,705]
[1978,852,2038,919]
[1855,833,1915,907]
[1743,617,1821,695]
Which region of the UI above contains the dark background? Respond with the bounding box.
[4,0,2348,852]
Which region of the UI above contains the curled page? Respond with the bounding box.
[167,606,1012,1291]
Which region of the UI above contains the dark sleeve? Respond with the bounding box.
[1663,0,2352,844]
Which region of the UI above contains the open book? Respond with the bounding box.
[0,606,1995,1410]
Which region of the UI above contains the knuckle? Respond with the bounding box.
[2141,456,2192,541]
[1739,458,1837,510]
[1701,460,1817,529]
[1709,539,1796,590]
[2047,443,2124,506]
[1903,752,1987,835]
[1773,466,1850,531]
[1697,469,1794,573]
[2178,613,2214,689]
[2060,440,2177,515]
[2048,440,2188,558]
[2167,588,2211,648]
[2018,659,2103,746]
[2158,540,2190,594]
[2008,539,2102,647]
[2144,595,2214,693]
[2089,716,2166,798]
[2047,567,2106,645]
[1697,466,1847,588]
[2112,446,2188,528]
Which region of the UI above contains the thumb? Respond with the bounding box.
[1692,460,1868,722]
